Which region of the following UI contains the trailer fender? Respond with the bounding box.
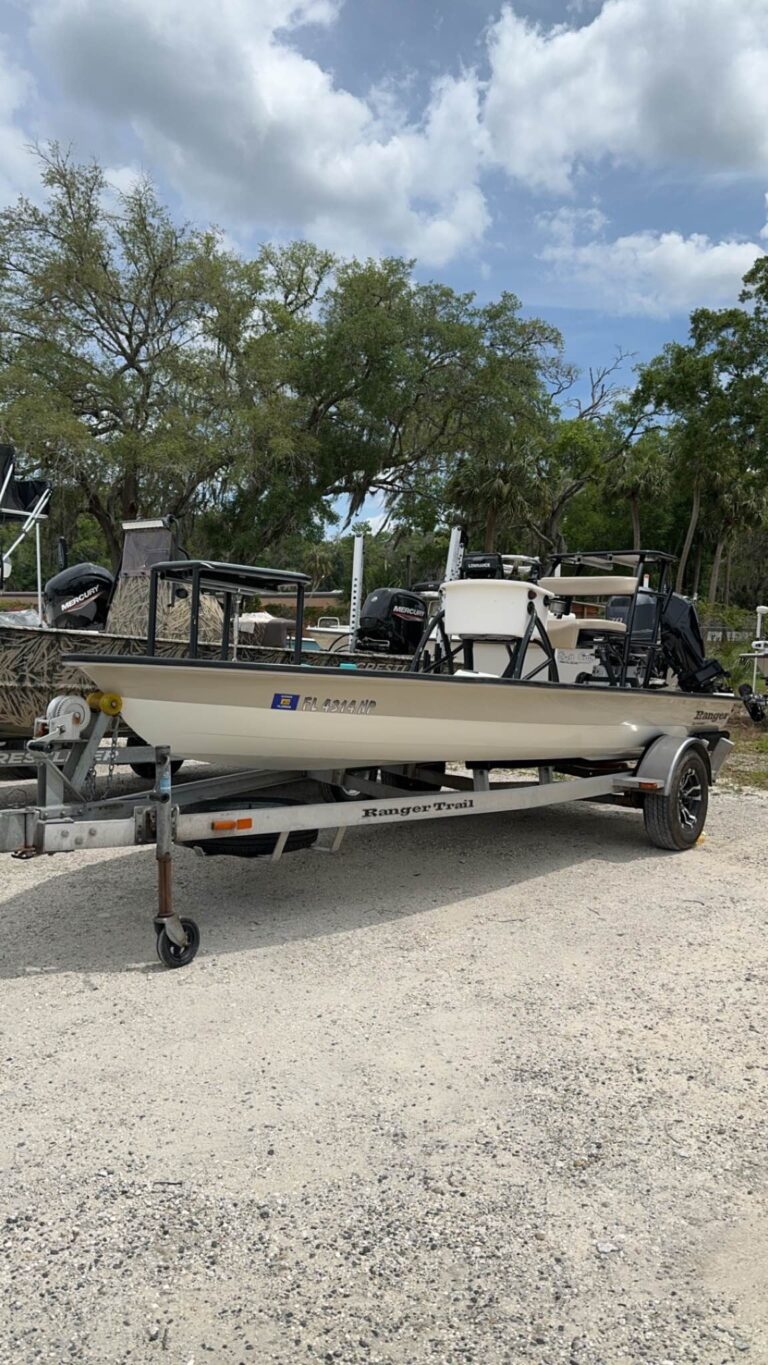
[635,734,713,793]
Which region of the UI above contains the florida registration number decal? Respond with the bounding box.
[271,692,376,715]
[302,695,377,715]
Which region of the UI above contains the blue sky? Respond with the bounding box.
[1,0,767,395]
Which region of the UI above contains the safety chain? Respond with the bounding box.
[105,718,120,794]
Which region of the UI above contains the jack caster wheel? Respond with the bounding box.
[155,917,200,968]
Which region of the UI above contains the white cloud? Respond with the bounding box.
[103,165,144,198]
[538,206,767,316]
[0,40,37,205]
[536,204,608,245]
[2,0,767,295]
[484,0,768,192]
[28,0,489,266]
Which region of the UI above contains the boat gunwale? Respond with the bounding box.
[68,651,736,705]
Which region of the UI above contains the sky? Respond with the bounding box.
[1,0,768,394]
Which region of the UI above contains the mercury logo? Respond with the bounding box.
[61,586,102,612]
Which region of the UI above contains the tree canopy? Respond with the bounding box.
[2,147,768,612]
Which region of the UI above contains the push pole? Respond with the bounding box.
[753,605,768,693]
[348,533,365,653]
[35,520,43,621]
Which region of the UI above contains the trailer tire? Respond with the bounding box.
[643,749,708,851]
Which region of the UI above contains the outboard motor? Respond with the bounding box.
[357,588,428,654]
[608,590,727,691]
[659,593,727,692]
[607,590,659,640]
[43,562,115,630]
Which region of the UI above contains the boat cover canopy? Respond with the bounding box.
[150,560,311,594]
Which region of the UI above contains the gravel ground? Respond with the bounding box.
[1,772,767,1365]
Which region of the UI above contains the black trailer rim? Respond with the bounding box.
[678,767,704,831]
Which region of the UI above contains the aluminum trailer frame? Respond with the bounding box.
[0,717,733,968]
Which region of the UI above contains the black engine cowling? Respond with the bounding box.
[357,589,428,654]
[43,562,115,630]
[659,594,728,692]
[608,590,727,692]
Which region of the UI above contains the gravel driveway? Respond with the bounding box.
[1,776,767,1364]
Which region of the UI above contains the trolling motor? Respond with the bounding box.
[738,683,767,723]
[738,614,768,722]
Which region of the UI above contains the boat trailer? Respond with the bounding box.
[0,708,734,968]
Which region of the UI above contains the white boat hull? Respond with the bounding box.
[75,657,736,770]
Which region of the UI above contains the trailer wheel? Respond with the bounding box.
[643,750,708,851]
[156,917,200,968]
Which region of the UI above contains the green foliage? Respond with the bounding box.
[2,147,768,611]
[0,148,249,564]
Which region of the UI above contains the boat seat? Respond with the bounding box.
[577,618,627,636]
[539,575,639,597]
[545,617,582,650]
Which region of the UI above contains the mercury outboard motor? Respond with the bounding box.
[609,590,727,691]
[43,562,115,630]
[607,590,659,640]
[357,588,428,654]
[658,593,727,692]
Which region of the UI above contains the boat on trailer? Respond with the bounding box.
[2,547,763,969]
[72,552,738,771]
